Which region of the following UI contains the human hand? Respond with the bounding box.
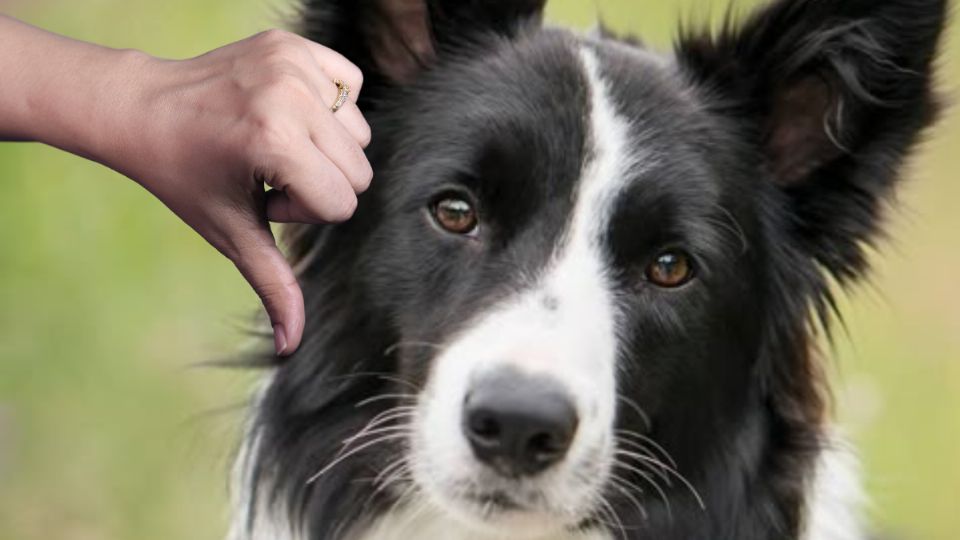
[104,30,373,356]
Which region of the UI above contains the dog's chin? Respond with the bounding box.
[409,468,594,539]
[427,489,581,539]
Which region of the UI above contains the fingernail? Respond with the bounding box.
[273,324,288,356]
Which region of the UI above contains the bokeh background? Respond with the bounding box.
[0,0,957,539]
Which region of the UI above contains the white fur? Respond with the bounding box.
[802,440,866,540]
[229,375,303,540]
[228,431,302,540]
[353,501,611,540]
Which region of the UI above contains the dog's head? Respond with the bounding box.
[256,1,945,537]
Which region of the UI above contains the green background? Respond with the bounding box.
[0,1,957,539]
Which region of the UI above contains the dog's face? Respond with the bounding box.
[361,35,761,533]
[254,1,944,538]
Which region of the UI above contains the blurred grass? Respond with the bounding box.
[0,1,957,539]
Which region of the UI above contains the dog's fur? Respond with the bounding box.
[229,1,947,539]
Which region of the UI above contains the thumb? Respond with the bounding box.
[229,225,305,357]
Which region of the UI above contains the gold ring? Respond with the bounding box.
[330,79,350,113]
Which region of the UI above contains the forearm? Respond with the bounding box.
[0,15,149,164]
[0,21,372,355]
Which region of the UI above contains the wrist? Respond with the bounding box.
[54,47,159,170]
[0,18,158,173]
[77,48,161,173]
[0,16,179,194]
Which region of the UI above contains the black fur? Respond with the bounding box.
[240,1,947,539]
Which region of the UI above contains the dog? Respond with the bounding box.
[228,1,947,539]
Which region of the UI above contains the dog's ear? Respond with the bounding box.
[298,0,546,86]
[678,0,946,281]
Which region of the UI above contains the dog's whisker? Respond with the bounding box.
[614,449,705,511]
[321,371,420,389]
[382,480,421,525]
[614,442,674,487]
[374,465,412,499]
[383,340,444,357]
[614,448,676,490]
[612,458,672,519]
[615,435,671,468]
[374,457,412,487]
[588,511,626,536]
[356,415,416,437]
[615,429,678,469]
[375,374,423,392]
[307,433,409,484]
[615,394,651,430]
[373,456,410,487]
[341,410,416,446]
[329,516,351,540]
[337,407,416,451]
[346,404,416,431]
[597,495,629,540]
[355,393,418,408]
[607,473,650,522]
[356,455,413,510]
[342,425,413,451]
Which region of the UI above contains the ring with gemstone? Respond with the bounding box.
[330,79,350,113]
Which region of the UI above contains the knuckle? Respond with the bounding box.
[323,128,365,170]
[263,65,296,87]
[265,64,315,97]
[278,75,312,101]
[257,28,292,46]
[326,192,358,222]
[245,118,291,155]
[254,71,311,107]
[363,161,374,185]
[358,123,373,148]
[356,165,374,193]
[351,144,371,174]
[350,151,374,191]
[260,47,301,72]
[261,50,292,72]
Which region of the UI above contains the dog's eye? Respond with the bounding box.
[432,196,478,235]
[645,250,695,288]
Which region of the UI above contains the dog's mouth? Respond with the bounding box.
[462,489,528,514]
[411,457,606,533]
[441,482,591,536]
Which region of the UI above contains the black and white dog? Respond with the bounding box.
[229,1,947,539]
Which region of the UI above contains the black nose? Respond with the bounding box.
[462,370,578,477]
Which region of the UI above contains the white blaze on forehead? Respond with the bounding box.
[550,46,647,302]
[573,47,648,243]
[410,45,647,528]
[423,45,641,409]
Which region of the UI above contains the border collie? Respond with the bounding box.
[229,1,947,539]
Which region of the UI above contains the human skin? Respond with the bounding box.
[0,15,374,355]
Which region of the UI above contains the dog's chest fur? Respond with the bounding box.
[352,506,612,540]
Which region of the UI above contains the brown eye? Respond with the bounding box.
[433,197,478,235]
[645,251,695,288]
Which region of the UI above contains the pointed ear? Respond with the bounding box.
[298,0,546,86]
[677,0,946,281]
